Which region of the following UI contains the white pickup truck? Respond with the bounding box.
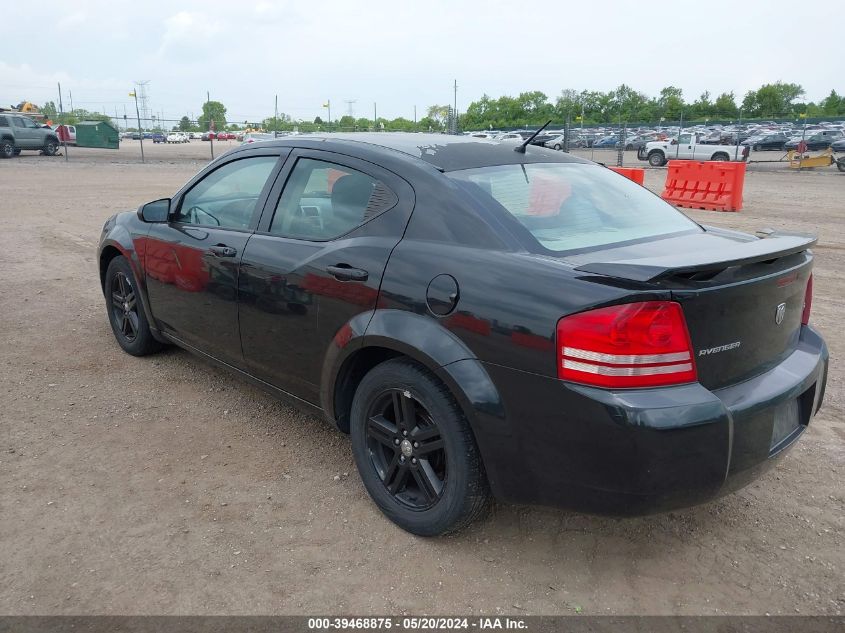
[637,132,749,166]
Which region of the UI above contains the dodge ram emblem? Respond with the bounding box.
[775,302,786,325]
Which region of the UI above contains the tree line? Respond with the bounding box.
[29,81,845,133]
[460,82,845,129]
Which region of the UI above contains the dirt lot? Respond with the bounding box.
[1,141,843,616]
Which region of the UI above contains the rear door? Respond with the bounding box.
[142,149,286,366]
[238,149,414,403]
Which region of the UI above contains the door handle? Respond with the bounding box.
[208,245,237,257]
[326,264,368,282]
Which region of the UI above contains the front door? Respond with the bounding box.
[142,153,283,367]
[12,117,38,148]
[238,150,414,403]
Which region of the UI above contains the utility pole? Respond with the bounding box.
[130,88,145,163]
[207,91,214,159]
[453,79,458,132]
[69,90,74,115]
[58,82,68,162]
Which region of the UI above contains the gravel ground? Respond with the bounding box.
[0,142,843,615]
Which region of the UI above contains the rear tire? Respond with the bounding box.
[104,256,161,357]
[0,138,14,158]
[648,151,666,167]
[712,152,729,162]
[350,358,490,536]
[837,159,845,173]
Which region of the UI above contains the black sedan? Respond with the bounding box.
[785,133,842,151]
[743,133,789,151]
[98,134,828,536]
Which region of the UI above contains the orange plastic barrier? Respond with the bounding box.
[660,160,746,212]
[608,166,645,185]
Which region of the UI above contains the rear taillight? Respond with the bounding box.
[802,274,813,325]
[557,301,697,389]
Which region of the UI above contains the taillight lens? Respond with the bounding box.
[802,274,813,325]
[557,301,697,389]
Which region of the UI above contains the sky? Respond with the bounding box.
[2,0,842,126]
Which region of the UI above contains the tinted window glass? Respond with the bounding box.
[449,163,700,253]
[0,116,8,127]
[12,118,26,128]
[176,156,277,229]
[269,158,397,240]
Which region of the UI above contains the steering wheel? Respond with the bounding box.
[186,205,220,227]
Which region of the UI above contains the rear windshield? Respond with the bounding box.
[449,163,700,252]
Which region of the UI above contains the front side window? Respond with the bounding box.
[176,156,277,229]
[449,163,700,253]
[269,158,397,240]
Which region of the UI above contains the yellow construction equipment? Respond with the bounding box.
[787,147,835,169]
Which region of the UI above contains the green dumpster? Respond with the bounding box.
[76,120,119,149]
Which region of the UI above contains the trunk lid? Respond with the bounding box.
[567,228,815,390]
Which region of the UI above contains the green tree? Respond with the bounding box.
[657,86,685,120]
[426,105,450,128]
[179,116,191,132]
[314,116,324,125]
[338,115,356,129]
[713,92,739,118]
[820,90,843,115]
[197,100,227,131]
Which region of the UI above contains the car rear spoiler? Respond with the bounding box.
[574,232,817,282]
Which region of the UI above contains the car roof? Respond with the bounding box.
[245,132,589,171]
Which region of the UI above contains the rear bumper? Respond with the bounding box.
[473,326,828,515]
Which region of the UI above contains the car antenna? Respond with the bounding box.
[514,119,552,154]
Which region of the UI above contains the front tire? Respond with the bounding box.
[350,359,490,536]
[42,138,59,156]
[553,144,561,151]
[104,256,161,357]
[648,151,666,167]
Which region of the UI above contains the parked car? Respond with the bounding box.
[742,133,789,152]
[166,132,185,143]
[97,133,827,536]
[53,124,77,145]
[0,113,60,157]
[242,132,276,144]
[831,137,845,153]
[593,135,618,148]
[151,133,166,143]
[201,132,215,141]
[495,132,523,142]
[616,135,649,151]
[639,132,748,166]
[544,134,566,150]
[785,132,843,151]
[190,132,203,140]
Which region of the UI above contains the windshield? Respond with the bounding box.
[449,163,700,252]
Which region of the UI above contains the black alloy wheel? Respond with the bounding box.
[104,255,161,356]
[365,388,447,510]
[0,139,14,158]
[111,271,140,343]
[350,359,490,536]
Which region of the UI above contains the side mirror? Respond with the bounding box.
[138,198,170,223]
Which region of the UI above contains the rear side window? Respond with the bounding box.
[269,158,397,240]
[449,163,700,253]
